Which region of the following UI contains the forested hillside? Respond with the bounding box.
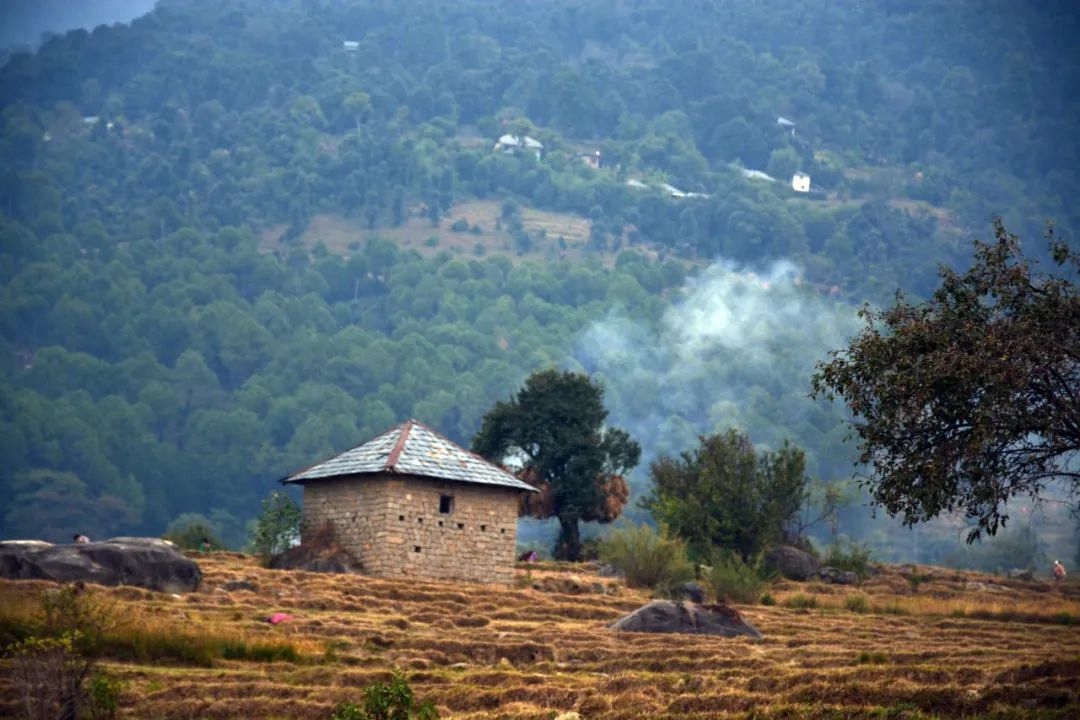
[1,0,1076,556]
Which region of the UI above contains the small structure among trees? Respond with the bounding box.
[283,420,538,585]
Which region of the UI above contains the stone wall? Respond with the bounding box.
[301,473,522,585]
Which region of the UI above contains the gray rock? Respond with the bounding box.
[221,580,257,592]
[1007,568,1034,581]
[817,566,859,585]
[672,581,708,604]
[610,600,763,639]
[0,538,201,593]
[765,545,820,581]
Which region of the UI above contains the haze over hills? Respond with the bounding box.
[0,0,1076,567]
[0,0,158,51]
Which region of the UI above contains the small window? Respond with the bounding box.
[457,523,465,530]
[480,524,487,532]
[398,515,405,521]
[500,528,506,534]
[438,520,444,527]
[417,517,423,524]
[439,495,454,514]
[414,546,422,553]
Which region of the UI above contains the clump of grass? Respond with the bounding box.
[845,595,870,613]
[823,539,873,579]
[760,592,776,606]
[783,594,818,610]
[703,551,776,604]
[855,651,888,665]
[598,523,695,596]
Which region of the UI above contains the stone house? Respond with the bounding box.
[283,420,537,585]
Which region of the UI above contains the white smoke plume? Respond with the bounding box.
[575,259,862,477]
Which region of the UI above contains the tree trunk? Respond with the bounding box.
[556,515,582,562]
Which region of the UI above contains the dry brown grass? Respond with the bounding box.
[258,202,637,268]
[2,555,1078,719]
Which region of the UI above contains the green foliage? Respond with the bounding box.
[4,585,118,720]
[845,595,870,613]
[163,512,222,551]
[783,594,819,610]
[598,523,695,595]
[823,539,874,580]
[812,220,1080,542]
[247,491,302,563]
[703,551,776,604]
[331,671,439,720]
[644,430,809,561]
[472,369,641,561]
[87,671,125,720]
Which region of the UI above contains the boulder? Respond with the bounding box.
[817,566,859,585]
[610,600,763,639]
[672,581,708,604]
[0,537,201,593]
[1007,569,1034,581]
[765,545,820,581]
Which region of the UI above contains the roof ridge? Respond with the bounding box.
[404,420,527,485]
[385,419,414,469]
[279,425,399,483]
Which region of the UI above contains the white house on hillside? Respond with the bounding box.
[495,134,543,160]
[792,172,811,192]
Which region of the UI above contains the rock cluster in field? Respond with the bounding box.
[0,537,201,593]
[610,600,763,639]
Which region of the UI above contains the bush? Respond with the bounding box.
[247,491,301,563]
[164,512,222,551]
[332,671,438,720]
[845,595,870,613]
[598,524,695,596]
[823,539,873,579]
[703,551,776,604]
[450,218,469,232]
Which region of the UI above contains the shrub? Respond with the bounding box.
[598,524,695,596]
[164,512,222,551]
[823,539,873,579]
[783,593,818,609]
[450,218,469,232]
[845,595,870,613]
[5,585,119,720]
[332,671,438,719]
[247,491,301,563]
[703,551,776,604]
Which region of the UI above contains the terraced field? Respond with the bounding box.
[2,553,1078,719]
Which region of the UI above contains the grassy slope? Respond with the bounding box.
[2,554,1078,719]
[259,201,650,269]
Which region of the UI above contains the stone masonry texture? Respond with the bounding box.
[301,473,521,584]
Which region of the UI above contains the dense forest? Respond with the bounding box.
[1,0,1076,564]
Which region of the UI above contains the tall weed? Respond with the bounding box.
[704,551,776,604]
[598,523,695,595]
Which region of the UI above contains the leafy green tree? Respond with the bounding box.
[644,429,809,561]
[472,369,641,561]
[247,491,301,563]
[812,220,1080,540]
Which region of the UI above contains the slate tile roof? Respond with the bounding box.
[283,419,538,492]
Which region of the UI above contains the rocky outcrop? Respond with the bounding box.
[0,537,201,593]
[817,566,860,585]
[610,600,763,639]
[765,545,820,581]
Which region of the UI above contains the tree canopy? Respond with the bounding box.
[471,369,641,560]
[812,220,1080,540]
[644,429,809,561]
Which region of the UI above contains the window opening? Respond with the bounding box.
[439,495,454,514]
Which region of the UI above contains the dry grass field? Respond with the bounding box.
[258,202,648,268]
[2,554,1079,719]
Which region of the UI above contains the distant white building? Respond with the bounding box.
[792,172,811,193]
[494,134,543,160]
[777,116,796,136]
[343,41,359,52]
